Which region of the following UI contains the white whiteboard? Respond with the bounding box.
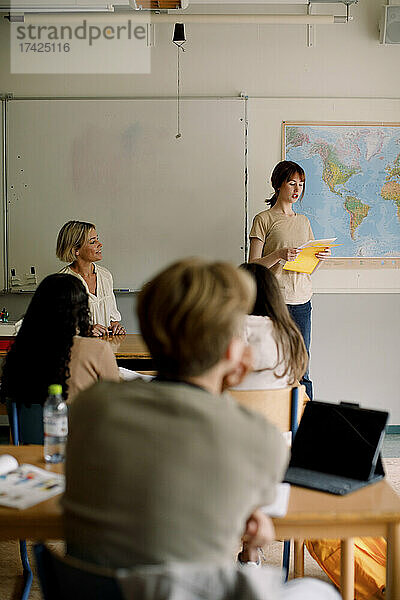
[6,98,246,290]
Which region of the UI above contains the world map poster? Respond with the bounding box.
[283,123,400,257]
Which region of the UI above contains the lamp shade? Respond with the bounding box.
[173,23,186,43]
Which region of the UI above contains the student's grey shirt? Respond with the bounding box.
[63,379,288,568]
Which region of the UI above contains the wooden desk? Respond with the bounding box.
[0,334,151,361]
[273,482,400,600]
[0,446,64,540]
[1,445,400,600]
[106,334,152,370]
[105,334,150,360]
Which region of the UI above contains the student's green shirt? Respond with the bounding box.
[63,379,288,568]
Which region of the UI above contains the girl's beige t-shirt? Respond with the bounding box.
[250,208,314,305]
[67,336,120,402]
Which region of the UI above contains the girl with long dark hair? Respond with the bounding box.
[1,273,120,409]
[234,263,308,390]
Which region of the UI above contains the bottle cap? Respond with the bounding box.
[48,384,62,395]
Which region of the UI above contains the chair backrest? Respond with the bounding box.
[34,544,285,600]
[34,544,123,600]
[7,400,44,445]
[229,384,307,435]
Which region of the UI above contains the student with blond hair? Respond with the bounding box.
[63,258,339,599]
[56,220,125,337]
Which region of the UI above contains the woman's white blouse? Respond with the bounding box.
[232,315,290,391]
[60,264,121,327]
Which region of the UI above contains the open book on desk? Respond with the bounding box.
[282,238,340,275]
[0,454,64,510]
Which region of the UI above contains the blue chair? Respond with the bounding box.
[8,401,44,600]
[34,543,123,600]
[8,400,44,445]
[229,384,306,581]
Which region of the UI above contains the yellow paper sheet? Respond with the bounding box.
[283,241,340,274]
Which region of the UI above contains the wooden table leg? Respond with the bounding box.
[386,522,400,600]
[294,540,304,578]
[341,538,354,600]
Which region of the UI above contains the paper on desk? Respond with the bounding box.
[261,483,291,518]
[0,459,65,510]
[282,238,340,274]
[118,367,154,382]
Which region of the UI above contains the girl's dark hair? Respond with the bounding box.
[239,263,308,384]
[0,274,91,407]
[266,160,306,208]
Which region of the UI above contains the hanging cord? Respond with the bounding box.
[174,43,185,139]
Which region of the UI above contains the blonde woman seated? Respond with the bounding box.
[57,220,125,337]
[233,263,308,391]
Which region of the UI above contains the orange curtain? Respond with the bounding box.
[306,538,386,600]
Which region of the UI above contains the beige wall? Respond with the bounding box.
[0,1,398,98]
[1,0,400,422]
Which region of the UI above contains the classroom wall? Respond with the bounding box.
[1,0,400,422]
[0,1,399,97]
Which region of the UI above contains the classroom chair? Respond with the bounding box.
[8,400,44,445]
[34,543,123,600]
[229,384,307,581]
[9,401,43,600]
[34,543,292,600]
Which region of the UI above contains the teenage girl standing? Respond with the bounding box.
[249,160,330,399]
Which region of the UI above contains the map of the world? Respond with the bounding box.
[284,123,400,257]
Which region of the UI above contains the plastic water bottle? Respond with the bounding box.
[43,384,68,464]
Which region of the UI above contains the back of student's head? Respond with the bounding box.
[1,273,91,406]
[137,258,255,379]
[239,263,308,384]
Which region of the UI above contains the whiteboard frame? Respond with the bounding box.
[1,97,6,292]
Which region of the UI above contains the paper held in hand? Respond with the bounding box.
[0,454,65,510]
[282,238,340,274]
